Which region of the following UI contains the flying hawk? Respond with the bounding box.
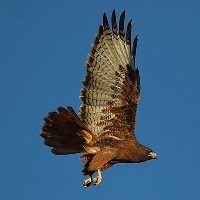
[40,9,157,188]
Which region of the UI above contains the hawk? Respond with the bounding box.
[40,9,157,188]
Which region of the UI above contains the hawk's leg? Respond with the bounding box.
[82,175,92,188]
[92,169,102,186]
[82,148,116,187]
[82,170,102,187]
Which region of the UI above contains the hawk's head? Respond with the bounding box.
[136,144,157,162]
[146,148,157,160]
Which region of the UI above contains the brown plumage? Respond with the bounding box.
[40,9,157,187]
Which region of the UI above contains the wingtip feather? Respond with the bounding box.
[132,35,138,57]
[103,12,109,27]
[126,19,133,46]
[119,10,126,39]
[112,9,118,36]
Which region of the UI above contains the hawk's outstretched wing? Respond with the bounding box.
[79,10,140,141]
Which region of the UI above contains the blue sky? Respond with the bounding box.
[1,0,200,199]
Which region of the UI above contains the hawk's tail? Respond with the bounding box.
[40,106,93,155]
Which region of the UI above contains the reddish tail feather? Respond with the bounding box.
[40,106,92,155]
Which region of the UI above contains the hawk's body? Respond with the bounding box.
[41,10,157,187]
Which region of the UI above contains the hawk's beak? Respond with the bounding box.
[148,152,157,159]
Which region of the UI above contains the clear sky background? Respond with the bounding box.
[1,0,200,199]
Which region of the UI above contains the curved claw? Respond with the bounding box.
[92,170,102,186]
[82,170,102,188]
[82,177,92,188]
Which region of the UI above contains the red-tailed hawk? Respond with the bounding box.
[40,9,157,188]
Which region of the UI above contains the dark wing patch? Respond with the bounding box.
[79,10,140,141]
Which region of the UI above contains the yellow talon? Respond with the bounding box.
[92,170,102,186]
[82,177,92,188]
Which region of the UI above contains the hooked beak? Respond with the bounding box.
[148,152,158,159]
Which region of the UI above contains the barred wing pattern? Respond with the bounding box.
[79,10,140,141]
